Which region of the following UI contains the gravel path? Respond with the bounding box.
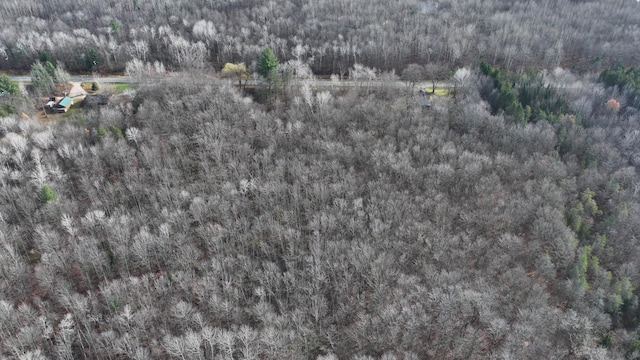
[68,82,87,99]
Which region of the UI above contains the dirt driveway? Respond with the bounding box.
[68,82,87,99]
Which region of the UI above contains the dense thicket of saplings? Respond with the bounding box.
[0,66,639,358]
[0,0,639,74]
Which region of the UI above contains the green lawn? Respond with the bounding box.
[419,86,450,96]
[62,98,83,118]
[82,81,133,94]
[432,87,449,96]
[112,82,133,93]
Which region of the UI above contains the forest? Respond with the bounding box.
[0,0,639,74]
[2,0,640,359]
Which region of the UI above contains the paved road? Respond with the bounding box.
[8,73,576,91]
[249,79,453,88]
[8,74,454,90]
[9,75,133,83]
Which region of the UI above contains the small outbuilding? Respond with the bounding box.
[415,90,432,108]
[417,97,432,107]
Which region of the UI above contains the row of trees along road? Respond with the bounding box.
[0,0,639,74]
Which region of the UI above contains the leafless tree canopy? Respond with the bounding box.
[1,1,640,359]
[0,0,638,73]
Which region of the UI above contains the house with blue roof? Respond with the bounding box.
[52,96,73,113]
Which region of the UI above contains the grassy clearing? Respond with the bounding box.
[81,81,132,94]
[62,98,83,118]
[112,82,133,93]
[432,87,450,96]
[418,86,450,96]
[81,82,98,93]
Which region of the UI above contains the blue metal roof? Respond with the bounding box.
[55,97,73,108]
